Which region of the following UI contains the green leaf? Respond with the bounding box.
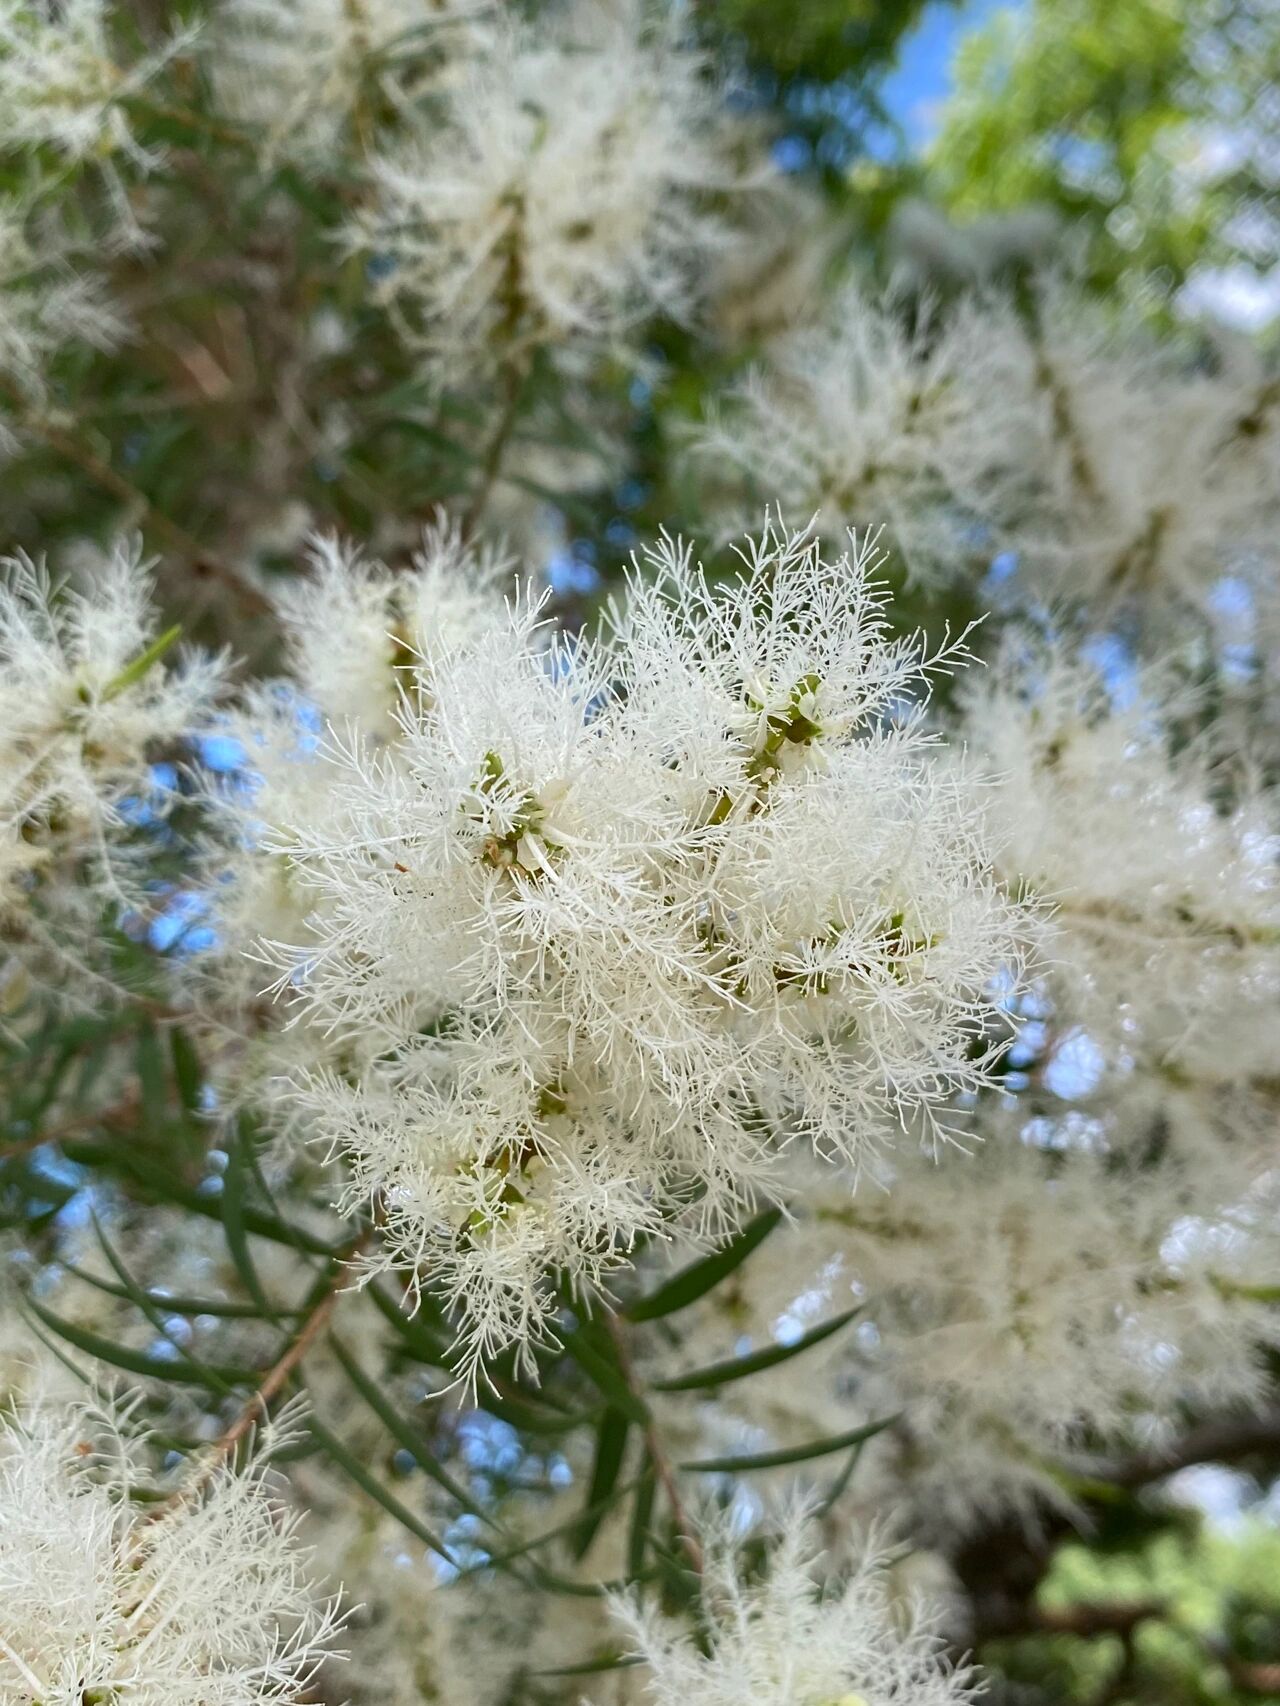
[575,1407,630,1559]
[627,1466,655,1577]
[367,1277,451,1365]
[134,1022,167,1143]
[530,1652,643,1679]
[23,1293,252,1389]
[367,1283,584,1434]
[99,623,181,701]
[87,1211,238,1397]
[221,1123,275,1319]
[680,1414,899,1474]
[560,1325,649,1423]
[626,1208,784,1323]
[59,1139,345,1258]
[470,1475,645,1572]
[305,1411,455,1563]
[59,1260,298,1319]
[168,1026,203,1118]
[327,1330,492,1525]
[652,1305,863,1392]
[816,1441,866,1516]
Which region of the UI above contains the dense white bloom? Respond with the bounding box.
[186,523,507,1092]
[232,518,1024,1374]
[210,0,485,163]
[635,1090,1280,1538]
[273,520,510,738]
[959,284,1280,617]
[0,0,185,166]
[820,1130,1280,1453]
[348,0,737,373]
[0,204,124,410]
[957,636,1280,1087]
[610,1506,975,1706]
[0,543,224,993]
[0,1395,342,1704]
[699,286,1031,581]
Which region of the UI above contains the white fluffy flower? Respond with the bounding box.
[699,285,1030,583]
[273,520,510,738]
[0,0,185,166]
[185,523,507,1095]
[959,283,1280,617]
[233,517,1023,1374]
[0,1395,342,1704]
[957,636,1280,1086]
[0,204,124,409]
[210,0,485,163]
[348,0,737,373]
[819,1129,1280,1458]
[0,542,224,954]
[610,1506,975,1706]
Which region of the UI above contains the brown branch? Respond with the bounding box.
[1220,1653,1280,1695]
[1019,1599,1164,1641]
[1097,1409,1280,1488]
[0,1091,142,1165]
[0,377,273,618]
[602,1309,703,1575]
[200,1225,370,1476]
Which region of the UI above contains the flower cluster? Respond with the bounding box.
[698,284,1028,582]
[957,636,1280,1090]
[0,203,124,411]
[0,543,224,1001]
[610,1506,975,1706]
[347,0,738,374]
[0,1393,341,1704]
[203,518,1024,1374]
[959,284,1280,620]
[704,279,1280,628]
[0,0,184,168]
[211,0,486,164]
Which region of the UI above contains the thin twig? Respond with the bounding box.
[1098,1409,1280,1488]
[0,377,273,617]
[0,1091,142,1165]
[602,1309,704,1575]
[460,359,528,540]
[198,1225,371,1478]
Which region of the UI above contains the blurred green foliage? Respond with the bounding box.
[992,1520,1280,1703]
[927,0,1280,304]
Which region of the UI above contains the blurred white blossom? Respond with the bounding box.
[699,285,1031,581]
[348,0,741,374]
[210,0,487,163]
[610,1505,975,1706]
[0,1393,343,1703]
[0,542,224,998]
[0,0,187,166]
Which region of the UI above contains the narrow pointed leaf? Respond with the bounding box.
[560,1327,649,1422]
[626,1208,783,1323]
[680,1414,899,1473]
[652,1305,863,1393]
[59,1261,298,1319]
[88,1212,238,1397]
[221,1123,275,1318]
[327,1330,492,1523]
[305,1412,454,1562]
[24,1294,252,1388]
[627,1466,655,1578]
[574,1406,630,1559]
